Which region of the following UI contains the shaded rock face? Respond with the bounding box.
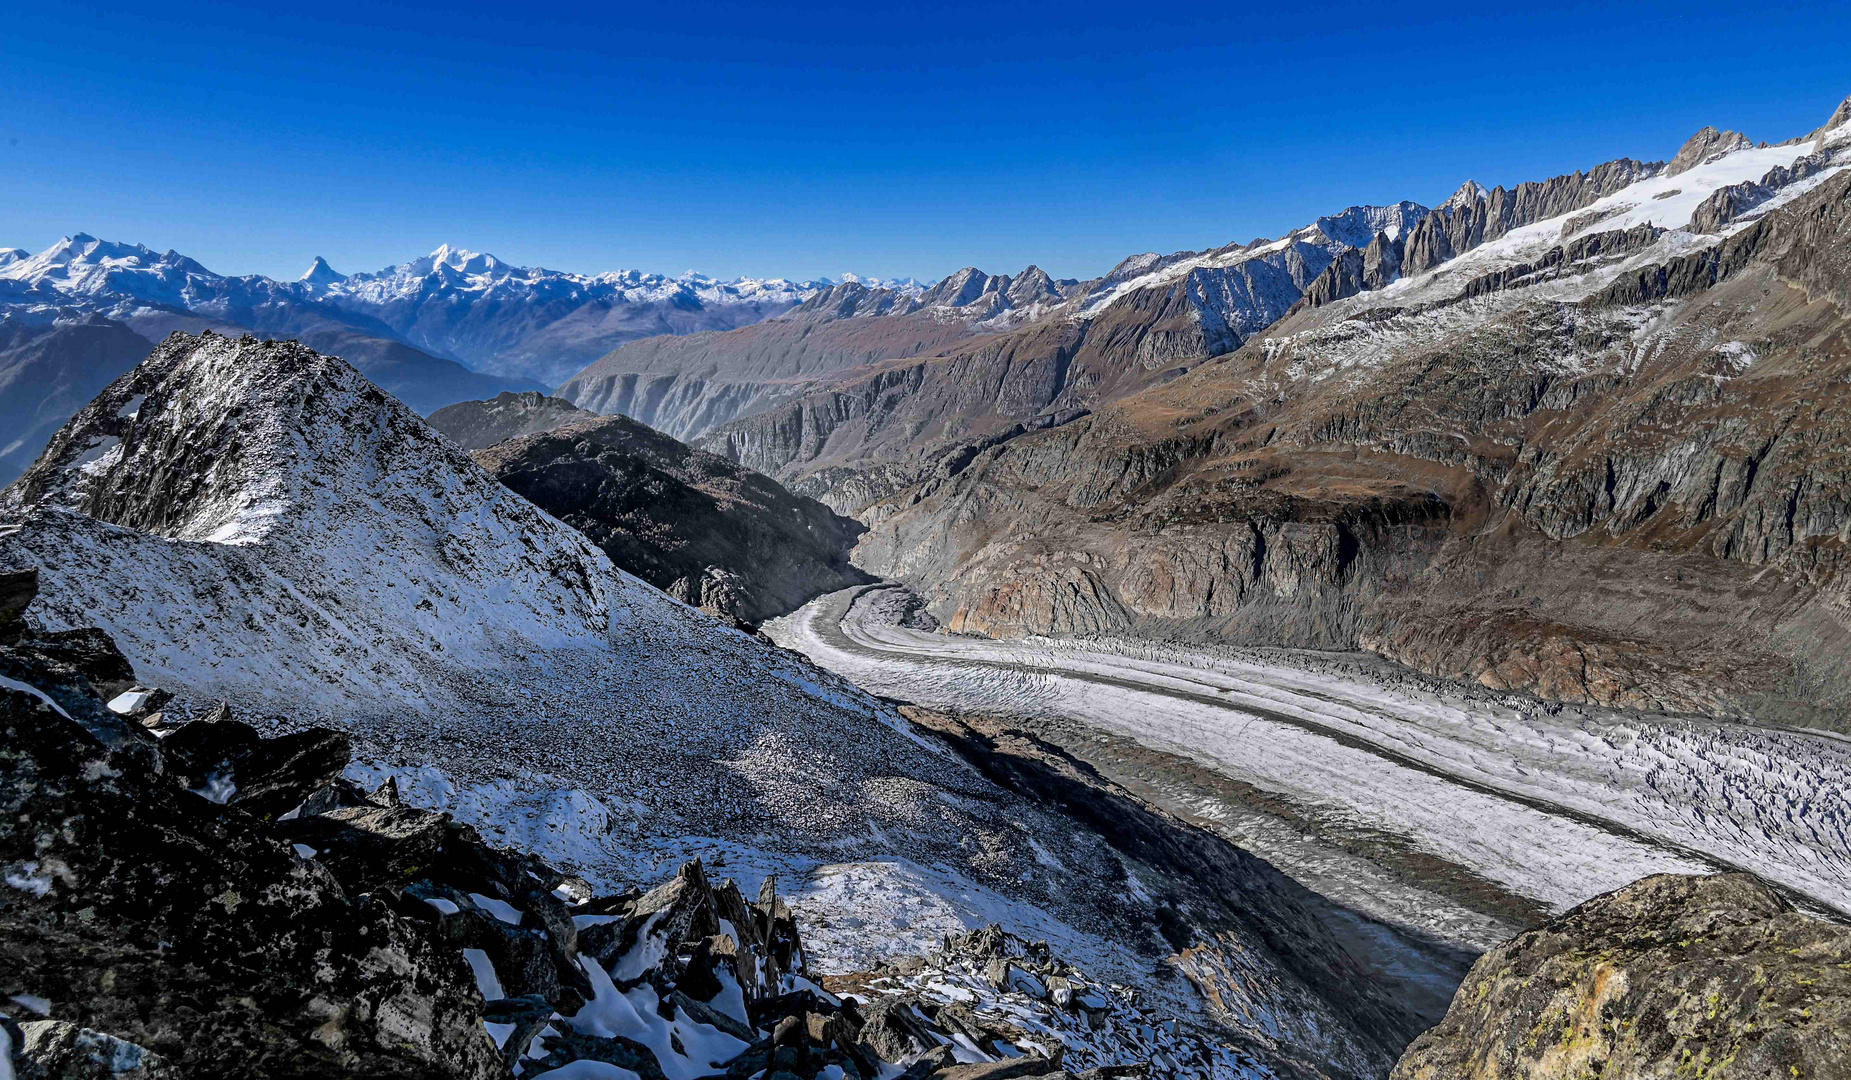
[472,413,872,623]
[426,391,599,450]
[1390,874,1851,1080]
[0,634,504,1079]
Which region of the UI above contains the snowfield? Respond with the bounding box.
[768,585,1851,948]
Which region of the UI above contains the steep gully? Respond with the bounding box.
[767,585,1851,959]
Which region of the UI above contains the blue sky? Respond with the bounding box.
[3,0,1847,283]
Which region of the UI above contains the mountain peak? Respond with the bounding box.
[1439,180,1489,212]
[299,255,345,285]
[1667,126,1753,176]
[426,243,504,275]
[1816,94,1851,139]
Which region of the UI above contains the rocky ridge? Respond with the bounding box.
[784,95,1851,725]
[465,406,873,624]
[556,207,1426,461]
[0,334,1434,1080]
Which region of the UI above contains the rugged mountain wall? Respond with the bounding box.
[472,413,872,624]
[553,266,1080,441]
[427,391,601,450]
[837,109,1851,727]
[563,212,1421,459]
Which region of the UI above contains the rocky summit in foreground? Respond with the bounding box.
[0,585,1227,1079]
[433,393,872,624]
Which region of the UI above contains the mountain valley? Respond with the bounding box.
[4,91,1851,1080]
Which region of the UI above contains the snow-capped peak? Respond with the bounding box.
[0,234,215,300]
[1439,180,1489,212]
[424,243,504,275]
[299,255,345,286]
[1315,202,1430,248]
[0,247,28,269]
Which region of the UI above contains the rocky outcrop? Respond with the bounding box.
[1401,160,1660,275]
[426,391,598,449]
[1,611,505,1079]
[472,413,871,623]
[1295,231,1408,312]
[1665,126,1753,176]
[1391,874,1851,1080]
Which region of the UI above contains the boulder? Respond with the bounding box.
[275,803,451,891]
[160,716,351,819]
[0,568,36,640]
[1392,873,1851,1080]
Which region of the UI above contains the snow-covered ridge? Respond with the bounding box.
[0,234,847,312]
[1331,106,1850,316]
[305,242,836,308]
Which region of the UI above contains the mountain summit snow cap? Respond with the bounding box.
[1666,126,1753,176]
[298,255,345,286]
[425,243,504,275]
[1438,180,1489,212]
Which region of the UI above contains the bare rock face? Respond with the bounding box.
[472,413,871,623]
[1391,874,1851,1080]
[0,634,504,1079]
[1666,126,1753,176]
[426,391,599,450]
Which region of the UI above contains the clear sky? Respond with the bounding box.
[4,0,1848,283]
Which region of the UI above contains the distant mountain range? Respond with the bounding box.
[0,239,915,482]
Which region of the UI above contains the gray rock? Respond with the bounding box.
[1665,125,1753,176]
[14,1021,176,1080]
[1391,874,1851,1080]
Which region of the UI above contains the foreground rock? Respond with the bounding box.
[1392,874,1851,1080]
[470,410,871,623]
